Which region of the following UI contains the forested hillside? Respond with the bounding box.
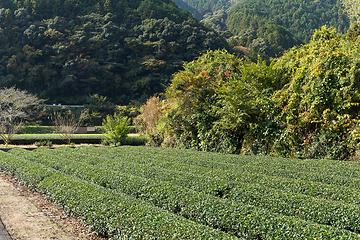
[0,0,227,104]
[227,16,302,60]
[172,0,202,20]
[175,0,350,60]
[178,0,350,43]
[175,0,244,16]
[227,0,350,43]
[342,0,360,22]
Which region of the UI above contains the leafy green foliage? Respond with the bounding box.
[6,133,103,145]
[1,133,145,145]
[0,0,192,26]
[201,9,228,32]
[16,145,360,196]
[154,26,360,160]
[17,126,56,134]
[159,49,283,153]
[163,49,243,152]
[42,146,360,205]
[175,0,243,15]
[342,0,360,22]
[273,26,360,160]
[102,112,130,145]
[80,94,113,126]
[34,140,53,147]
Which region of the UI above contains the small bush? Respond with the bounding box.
[134,95,168,147]
[35,140,53,147]
[122,135,148,146]
[102,113,131,145]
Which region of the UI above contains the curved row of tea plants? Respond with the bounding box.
[3,134,147,146]
[9,147,360,236]
[61,146,360,191]
[47,146,360,205]
[52,145,360,180]
[0,150,238,239]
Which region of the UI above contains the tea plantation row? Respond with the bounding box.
[2,146,360,239]
[0,150,234,239]
[3,134,146,145]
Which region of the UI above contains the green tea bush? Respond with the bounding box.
[12,147,360,236]
[5,134,103,145]
[0,150,237,239]
[47,146,360,203]
[34,140,53,147]
[9,150,356,238]
[38,174,237,239]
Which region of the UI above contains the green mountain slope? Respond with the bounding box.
[176,0,350,60]
[341,0,360,22]
[0,0,193,25]
[0,0,228,104]
[228,16,302,60]
[173,0,202,20]
[175,0,245,16]
[227,0,350,42]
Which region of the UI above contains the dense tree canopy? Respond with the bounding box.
[0,0,228,105]
[140,25,360,160]
[139,49,283,153]
[176,0,349,60]
[201,9,228,32]
[175,0,352,44]
[342,0,360,22]
[227,15,302,60]
[0,0,194,26]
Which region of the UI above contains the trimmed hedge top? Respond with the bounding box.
[4,146,360,239]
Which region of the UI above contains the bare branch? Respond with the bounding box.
[53,113,81,145]
[0,87,42,145]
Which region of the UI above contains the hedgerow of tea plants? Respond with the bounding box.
[7,146,360,238]
[45,146,360,204]
[49,145,360,192]
[21,147,360,233]
[0,150,238,239]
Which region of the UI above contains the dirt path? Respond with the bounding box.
[0,172,107,240]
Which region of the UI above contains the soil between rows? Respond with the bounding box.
[0,171,107,240]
